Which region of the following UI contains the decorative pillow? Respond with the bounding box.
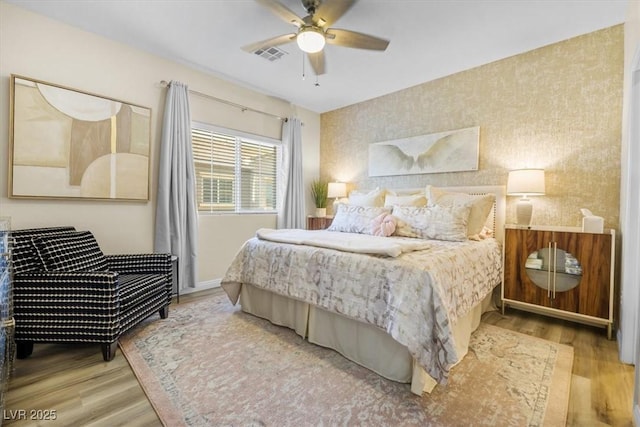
[384,193,427,207]
[33,231,109,272]
[370,213,397,237]
[392,204,471,242]
[10,227,77,274]
[328,204,392,234]
[426,185,494,238]
[348,188,386,207]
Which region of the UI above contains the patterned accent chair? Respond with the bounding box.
[11,226,172,361]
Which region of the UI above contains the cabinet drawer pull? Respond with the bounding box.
[547,242,552,297]
[552,241,557,298]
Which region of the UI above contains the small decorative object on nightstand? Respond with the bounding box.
[307,216,333,230]
[502,224,615,339]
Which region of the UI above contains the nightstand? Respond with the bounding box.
[502,224,615,338]
[171,255,179,304]
[307,216,333,230]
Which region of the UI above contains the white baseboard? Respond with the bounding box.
[179,279,221,296]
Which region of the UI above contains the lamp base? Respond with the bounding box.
[516,198,533,226]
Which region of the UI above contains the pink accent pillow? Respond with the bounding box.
[370,213,397,237]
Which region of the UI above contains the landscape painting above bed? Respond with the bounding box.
[368,126,480,176]
[221,185,506,396]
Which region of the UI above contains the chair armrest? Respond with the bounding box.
[13,271,120,308]
[14,271,118,289]
[105,253,172,275]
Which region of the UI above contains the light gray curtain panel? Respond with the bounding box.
[278,117,305,229]
[154,81,199,289]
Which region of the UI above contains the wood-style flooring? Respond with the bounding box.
[2,289,635,426]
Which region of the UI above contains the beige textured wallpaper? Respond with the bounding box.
[321,25,623,229]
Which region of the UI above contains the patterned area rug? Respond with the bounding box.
[120,293,573,426]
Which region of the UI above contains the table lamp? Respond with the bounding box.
[507,169,545,226]
[327,182,347,212]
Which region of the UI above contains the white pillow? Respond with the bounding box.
[426,185,494,238]
[328,204,392,234]
[392,205,471,242]
[348,188,386,207]
[384,193,427,207]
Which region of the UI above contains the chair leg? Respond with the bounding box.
[159,305,169,319]
[101,341,118,361]
[16,341,34,359]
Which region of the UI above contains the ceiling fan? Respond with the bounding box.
[242,0,390,76]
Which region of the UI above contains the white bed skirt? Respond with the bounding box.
[239,284,494,395]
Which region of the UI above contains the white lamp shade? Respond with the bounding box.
[327,182,347,198]
[296,27,325,53]
[506,169,545,196]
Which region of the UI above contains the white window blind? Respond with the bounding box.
[192,125,278,214]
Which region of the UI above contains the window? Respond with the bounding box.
[192,123,279,214]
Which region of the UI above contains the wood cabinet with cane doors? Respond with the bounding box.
[502,225,615,338]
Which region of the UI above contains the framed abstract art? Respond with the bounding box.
[9,75,151,201]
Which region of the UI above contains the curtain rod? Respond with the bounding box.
[160,80,287,122]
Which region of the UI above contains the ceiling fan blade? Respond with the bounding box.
[325,28,390,51]
[308,51,326,75]
[313,0,357,28]
[255,0,304,27]
[241,33,297,53]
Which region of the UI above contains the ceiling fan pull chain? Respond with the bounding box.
[302,53,306,80]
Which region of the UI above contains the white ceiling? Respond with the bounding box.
[6,0,628,113]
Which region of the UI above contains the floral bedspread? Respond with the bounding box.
[221,233,502,384]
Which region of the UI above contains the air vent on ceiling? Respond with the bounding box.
[252,46,288,62]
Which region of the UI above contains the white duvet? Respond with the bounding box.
[256,228,431,257]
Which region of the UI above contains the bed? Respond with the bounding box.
[221,185,506,395]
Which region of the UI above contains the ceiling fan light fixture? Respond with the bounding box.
[296,26,325,53]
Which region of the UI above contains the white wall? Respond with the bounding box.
[620,0,640,361]
[621,1,640,424]
[0,1,321,285]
